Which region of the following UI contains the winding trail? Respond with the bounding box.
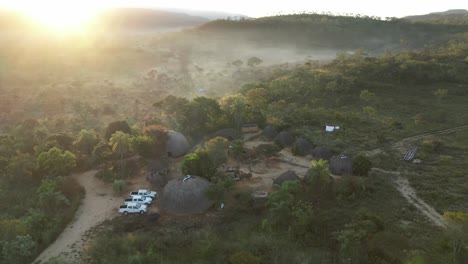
[371,168,447,228]
[369,125,468,228]
[367,124,468,156]
[34,170,121,264]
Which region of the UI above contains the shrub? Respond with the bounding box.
[352,154,372,176]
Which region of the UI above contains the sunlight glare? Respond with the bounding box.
[11,1,103,31]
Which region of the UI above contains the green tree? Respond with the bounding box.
[305,159,333,200]
[143,125,168,157]
[220,94,248,130]
[232,59,243,67]
[105,121,132,140]
[180,150,216,180]
[73,129,100,155]
[131,136,154,158]
[306,159,331,185]
[267,181,299,226]
[247,56,263,67]
[1,235,36,264]
[205,137,229,166]
[109,132,131,177]
[245,88,269,114]
[36,147,76,177]
[352,154,372,176]
[36,177,70,212]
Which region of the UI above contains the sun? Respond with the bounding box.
[9,1,104,32]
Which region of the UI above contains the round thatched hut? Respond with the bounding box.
[273,170,301,186]
[160,175,214,215]
[274,131,294,147]
[263,125,278,141]
[212,128,242,140]
[312,145,333,160]
[329,154,353,175]
[292,137,313,156]
[166,130,190,157]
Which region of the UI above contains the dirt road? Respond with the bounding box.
[367,124,468,156]
[34,170,121,264]
[371,168,447,228]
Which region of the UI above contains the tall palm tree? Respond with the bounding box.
[109,131,131,177]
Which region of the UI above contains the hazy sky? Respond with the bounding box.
[2,0,467,18]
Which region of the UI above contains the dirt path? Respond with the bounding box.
[371,168,447,228]
[34,170,121,264]
[394,177,447,228]
[367,124,468,156]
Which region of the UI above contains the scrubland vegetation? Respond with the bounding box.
[0,11,467,264]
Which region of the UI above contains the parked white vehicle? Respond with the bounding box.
[130,189,157,199]
[118,203,148,215]
[124,195,152,205]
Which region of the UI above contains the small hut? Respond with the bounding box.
[273,170,301,186]
[263,125,278,141]
[240,123,259,133]
[291,137,313,156]
[212,128,242,140]
[160,175,214,215]
[274,131,294,147]
[166,130,190,157]
[312,145,333,160]
[329,154,353,175]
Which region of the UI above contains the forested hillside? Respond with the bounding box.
[403,9,468,25]
[187,13,468,53]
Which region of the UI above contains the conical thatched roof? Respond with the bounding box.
[292,137,313,156]
[263,125,278,141]
[312,145,333,160]
[160,176,214,215]
[166,130,190,157]
[329,154,353,175]
[273,170,301,186]
[274,131,294,147]
[212,128,242,140]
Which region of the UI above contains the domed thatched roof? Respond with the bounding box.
[212,128,242,140]
[160,176,214,215]
[166,130,190,157]
[312,145,333,160]
[274,131,294,147]
[292,137,313,156]
[273,170,301,186]
[329,154,353,175]
[263,125,278,141]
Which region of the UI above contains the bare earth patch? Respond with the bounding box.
[34,170,121,263]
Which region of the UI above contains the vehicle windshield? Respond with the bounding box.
[135,204,141,209]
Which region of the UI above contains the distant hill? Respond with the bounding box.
[160,8,248,20]
[90,8,210,31]
[183,13,468,54]
[403,9,468,25]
